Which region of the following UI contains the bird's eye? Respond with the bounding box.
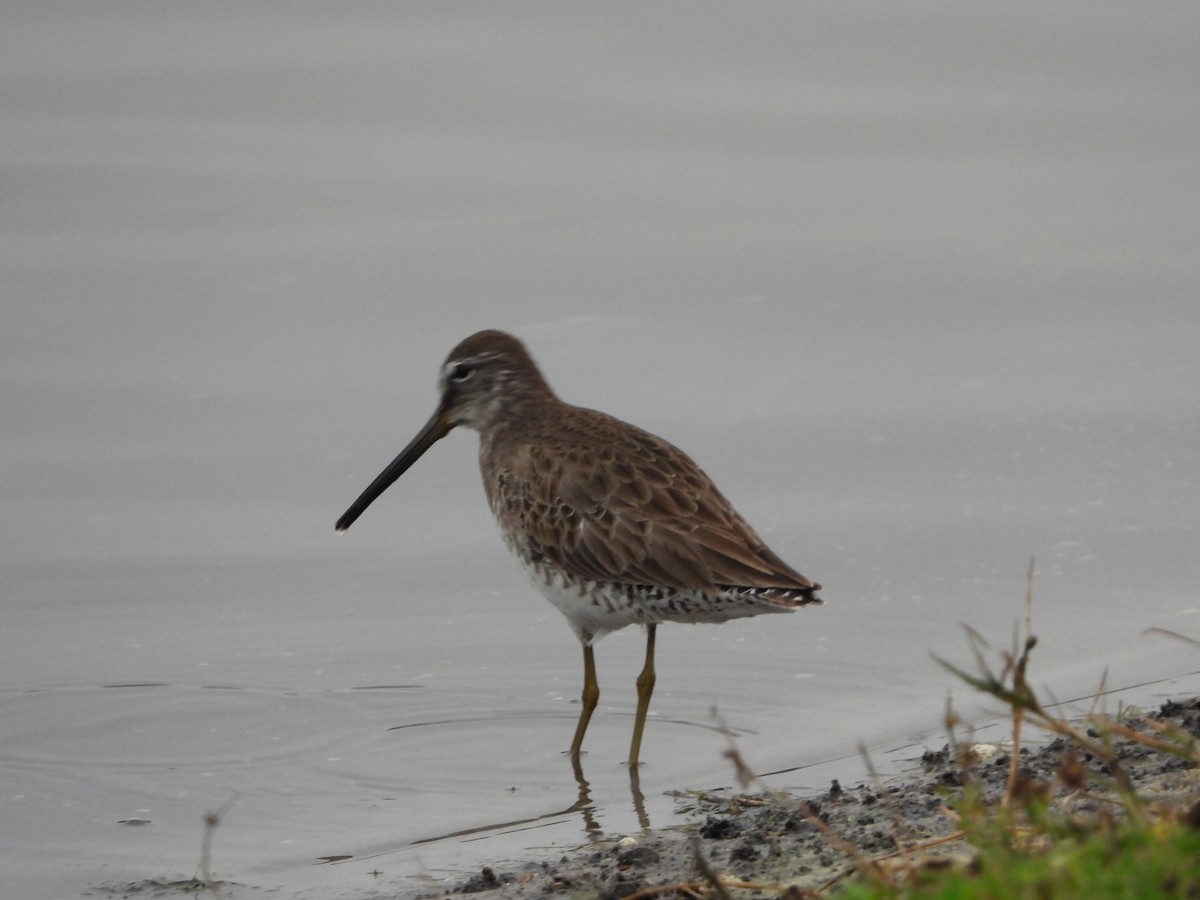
[449,362,473,383]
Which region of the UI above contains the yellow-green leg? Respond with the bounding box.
[628,624,657,767]
[569,643,599,756]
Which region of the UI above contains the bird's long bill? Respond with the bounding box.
[335,407,451,532]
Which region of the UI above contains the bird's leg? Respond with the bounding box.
[569,643,599,756]
[628,624,657,767]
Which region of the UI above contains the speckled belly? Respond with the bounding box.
[517,555,794,645]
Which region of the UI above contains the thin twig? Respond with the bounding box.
[199,799,235,900]
[691,836,734,900]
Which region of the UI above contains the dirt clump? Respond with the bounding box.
[415,698,1200,899]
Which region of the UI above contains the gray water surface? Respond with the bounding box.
[3,4,1198,898]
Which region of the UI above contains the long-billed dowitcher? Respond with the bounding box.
[336,330,822,766]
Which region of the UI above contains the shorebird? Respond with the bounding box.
[336,330,821,766]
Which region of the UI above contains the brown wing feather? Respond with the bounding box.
[493,408,816,597]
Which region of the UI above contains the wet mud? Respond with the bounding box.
[417,698,1200,899]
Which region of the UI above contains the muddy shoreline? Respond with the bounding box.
[416,698,1200,899]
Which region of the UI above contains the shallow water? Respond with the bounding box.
[3,4,1199,898]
